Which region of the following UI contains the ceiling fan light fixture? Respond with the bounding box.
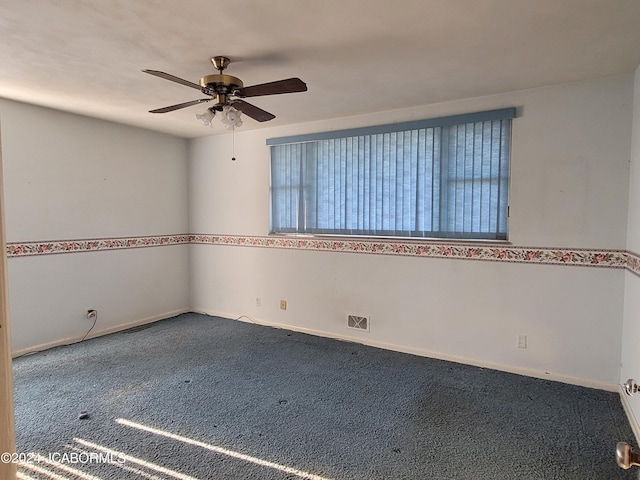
[196,108,215,127]
[221,105,243,130]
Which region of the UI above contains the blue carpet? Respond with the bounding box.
[12,313,636,479]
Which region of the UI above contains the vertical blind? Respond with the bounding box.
[268,108,515,240]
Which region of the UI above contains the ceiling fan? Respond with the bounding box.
[143,56,307,125]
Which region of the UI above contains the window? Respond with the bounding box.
[268,108,514,241]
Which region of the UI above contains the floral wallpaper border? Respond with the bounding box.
[5,233,639,273]
[629,250,640,277]
[190,234,628,269]
[6,234,190,257]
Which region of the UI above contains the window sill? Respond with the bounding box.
[268,232,512,246]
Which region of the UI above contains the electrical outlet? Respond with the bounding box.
[280,299,287,310]
[256,297,261,307]
[517,334,527,349]
[86,309,97,319]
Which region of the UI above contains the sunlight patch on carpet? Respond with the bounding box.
[74,437,199,480]
[116,417,334,480]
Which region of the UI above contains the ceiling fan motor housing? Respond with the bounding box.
[200,74,243,107]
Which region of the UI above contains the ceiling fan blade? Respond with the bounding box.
[142,69,203,91]
[231,99,276,122]
[236,78,307,98]
[149,98,211,113]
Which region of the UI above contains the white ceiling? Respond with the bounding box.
[2,0,640,138]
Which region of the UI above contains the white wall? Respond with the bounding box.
[621,66,640,432]
[0,99,190,354]
[1,74,634,387]
[190,74,633,389]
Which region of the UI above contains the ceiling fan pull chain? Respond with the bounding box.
[231,127,236,161]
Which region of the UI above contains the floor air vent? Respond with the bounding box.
[347,314,369,332]
[123,324,155,334]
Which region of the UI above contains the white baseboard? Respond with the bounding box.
[619,385,640,443]
[14,306,619,393]
[11,308,190,358]
[191,308,618,392]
